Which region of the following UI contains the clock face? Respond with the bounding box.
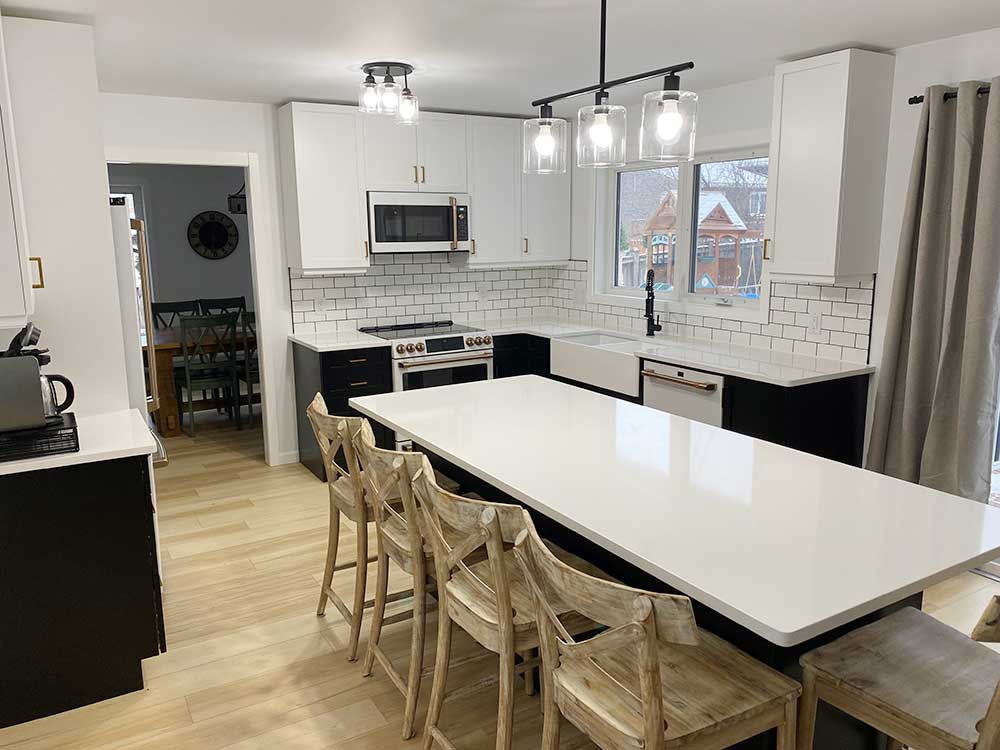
[187,211,239,260]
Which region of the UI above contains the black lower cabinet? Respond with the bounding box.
[0,456,164,728]
[293,342,394,480]
[493,334,550,378]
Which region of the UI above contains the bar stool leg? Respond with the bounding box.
[519,649,536,696]
[496,639,516,750]
[316,505,341,616]
[540,673,561,750]
[776,699,797,750]
[401,567,428,739]
[796,668,818,750]
[347,512,369,661]
[422,611,454,750]
[362,538,389,677]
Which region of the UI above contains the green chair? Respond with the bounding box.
[239,311,260,425]
[151,300,200,329]
[176,312,242,436]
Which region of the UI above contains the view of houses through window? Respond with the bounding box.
[614,156,769,300]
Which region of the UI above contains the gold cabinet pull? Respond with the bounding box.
[348,357,367,364]
[420,166,426,183]
[471,239,476,255]
[523,238,529,255]
[763,238,771,260]
[364,240,369,258]
[641,369,717,392]
[349,381,368,387]
[413,165,419,184]
[28,256,44,288]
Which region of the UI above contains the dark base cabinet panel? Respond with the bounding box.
[292,342,394,480]
[0,456,163,728]
[493,334,550,379]
[722,374,869,467]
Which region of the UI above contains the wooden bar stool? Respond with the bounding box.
[797,606,1000,750]
[413,467,612,750]
[513,516,801,750]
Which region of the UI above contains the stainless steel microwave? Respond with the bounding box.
[367,192,470,254]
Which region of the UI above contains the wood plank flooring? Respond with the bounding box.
[0,412,997,749]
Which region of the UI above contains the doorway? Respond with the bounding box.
[109,162,263,453]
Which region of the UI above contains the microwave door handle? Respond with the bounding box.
[449,196,458,250]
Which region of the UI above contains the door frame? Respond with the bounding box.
[105,147,281,466]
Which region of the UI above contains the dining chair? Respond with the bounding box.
[797,606,1000,750]
[198,296,247,316]
[151,299,200,329]
[513,518,801,750]
[413,468,612,750]
[176,312,242,436]
[238,311,259,425]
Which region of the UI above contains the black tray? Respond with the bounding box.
[0,412,79,463]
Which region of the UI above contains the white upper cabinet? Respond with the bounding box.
[522,169,571,263]
[468,117,521,265]
[363,112,467,193]
[278,102,369,275]
[0,17,32,328]
[764,49,893,284]
[363,115,420,191]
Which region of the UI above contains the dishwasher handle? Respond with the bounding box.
[641,369,718,392]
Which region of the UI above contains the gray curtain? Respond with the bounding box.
[868,77,1000,501]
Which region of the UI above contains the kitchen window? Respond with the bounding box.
[599,149,769,311]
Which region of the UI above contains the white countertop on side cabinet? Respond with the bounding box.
[350,375,1000,647]
[0,409,156,477]
[289,330,389,352]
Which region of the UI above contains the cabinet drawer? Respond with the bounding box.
[321,347,389,369]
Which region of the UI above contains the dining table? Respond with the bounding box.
[142,327,256,437]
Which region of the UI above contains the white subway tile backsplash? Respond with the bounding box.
[289,259,875,364]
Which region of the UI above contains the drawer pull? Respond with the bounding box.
[348,358,367,364]
[641,369,717,392]
[349,381,368,387]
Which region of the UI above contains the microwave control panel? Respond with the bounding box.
[456,206,469,241]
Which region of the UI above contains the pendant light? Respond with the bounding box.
[376,72,401,115]
[358,63,415,120]
[396,72,420,125]
[639,73,698,162]
[523,104,569,174]
[358,72,379,113]
[525,0,696,172]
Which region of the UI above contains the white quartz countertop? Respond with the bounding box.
[289,319,873,386]
[0,409,156,477]
[350,376,1000,646]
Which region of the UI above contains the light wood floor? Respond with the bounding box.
[1,413,997,750]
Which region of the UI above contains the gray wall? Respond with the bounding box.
[107,163,253,309]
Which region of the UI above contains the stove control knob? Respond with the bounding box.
[406,343,416,353]
[396,344,406,354]
[474,337,483,345]
[415,342,425,352]
[466,337,474,346]
[483,335,492,345]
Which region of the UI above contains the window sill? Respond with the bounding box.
[589,289,769,324]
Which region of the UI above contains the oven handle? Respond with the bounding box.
[449,196,458,251]
[398,352,493,369]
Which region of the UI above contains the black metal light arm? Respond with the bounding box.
[531,61,695,108]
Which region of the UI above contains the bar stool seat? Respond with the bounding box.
[798,606,1000,750]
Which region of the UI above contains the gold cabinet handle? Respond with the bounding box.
[29,256,44,288]
[349,381,368,387]
[348,357,367,364]
[420,166,426,183]
[413,165,419,184]
[641,369,717,392]
[471,239,476,255]
[763,238,771,261]
[523,238,529,255]
[364,240,369,258]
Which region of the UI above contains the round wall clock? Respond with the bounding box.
[187,211,239,260]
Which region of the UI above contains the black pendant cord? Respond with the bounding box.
[908,85,991,105]
[598,0,607,93]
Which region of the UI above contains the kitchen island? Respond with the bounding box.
[351,375,1000,750]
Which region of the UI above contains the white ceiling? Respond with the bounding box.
[5,0,1000,116]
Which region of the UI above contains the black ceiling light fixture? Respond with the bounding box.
[358,61,418,124]
[524,0,698,173]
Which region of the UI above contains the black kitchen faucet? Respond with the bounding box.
[644,268,662,337]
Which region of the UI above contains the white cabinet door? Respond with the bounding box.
[279,103,368,273]
[522,169,571,263]
[363,115,420,191]
[417,113,468,193]
[468,117,520,265]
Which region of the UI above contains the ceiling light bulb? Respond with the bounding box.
[381,89,398,110]
[399,97,415,119]
[534,123,556,156]
[656,99,683,143]
[589,112,613,149]
[363,86,378,109]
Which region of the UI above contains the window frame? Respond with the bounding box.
[592,145,770,323]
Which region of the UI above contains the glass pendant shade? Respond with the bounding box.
[577,103,626,168]
[359,80,379,113]
[376,79,402,115]
[640,89,698,161]
[397,91,420,124]
[523,117,568,174]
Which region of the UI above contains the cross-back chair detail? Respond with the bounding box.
[198,296,247,316]
[513,519,800,750]
[176,312,242,434]
[151,299,200,329]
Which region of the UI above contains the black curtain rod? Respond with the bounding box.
[908,85,991,105]
[531,61,695,108]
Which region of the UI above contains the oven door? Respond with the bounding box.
[368,192,470,254]
[393,351,493,392]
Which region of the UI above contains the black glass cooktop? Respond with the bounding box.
[358,320,482,341]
